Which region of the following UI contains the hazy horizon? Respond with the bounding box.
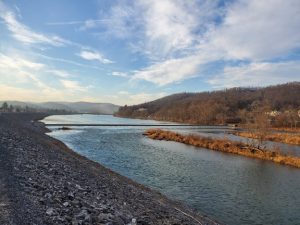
[1,81,299,106]
[1,0,300,105]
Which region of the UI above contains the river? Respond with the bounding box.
[42,114,300,225]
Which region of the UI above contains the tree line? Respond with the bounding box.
[0,102,72,114]
[116,82,300,128]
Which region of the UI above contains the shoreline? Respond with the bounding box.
[144,129,300,169]
[235,131,300,146]
[0,113,220,225]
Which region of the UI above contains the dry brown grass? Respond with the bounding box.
[237,131,300,145]
[270,127,300,133]
[144,129,300,168]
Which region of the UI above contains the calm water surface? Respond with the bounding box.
[42,115,300,225]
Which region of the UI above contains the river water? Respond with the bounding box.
[42,114,300,225]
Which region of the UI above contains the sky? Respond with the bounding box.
[0,0,299,105]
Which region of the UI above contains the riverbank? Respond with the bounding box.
[235,131,300,146]
[0,113,219,225]
[144,129,300,168]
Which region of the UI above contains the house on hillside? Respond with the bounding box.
[137,108,147,112]
[266,110,281,117]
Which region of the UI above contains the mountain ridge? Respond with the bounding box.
[0,101,120,115]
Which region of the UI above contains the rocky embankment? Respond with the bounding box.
[0,113,219,225]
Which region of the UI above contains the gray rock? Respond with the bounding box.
[44,193,52,199]
[63,201,70,207]
[68,192,75,200]
[46,207,55,216]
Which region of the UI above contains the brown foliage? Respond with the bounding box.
[237,131,300,146]
[117,82,300,126]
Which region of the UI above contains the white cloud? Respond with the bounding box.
[0,2,106,57]
[102,0,218,59]
[132,54,209,85]
[98,0,220,85]
[209,0,300,60]
[78,50,113,64]
[0,53,68,100]
[33,53,106,71]
[102,0,300,86]
[111,71,128,77]
[0,4,65,46]
[0,53,49,89]
[137,0,217,59]
[1,0,299,102]
[101,3,138,39]
[46,70,71,78]
[0,52,91,99]
[0,53,44,71]
[46,19,109,31]
[208,61,300,88]
[0,53,73,83]
[60,79,88,92]
[118,91,129,95]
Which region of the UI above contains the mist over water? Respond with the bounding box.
[43,115,300,225]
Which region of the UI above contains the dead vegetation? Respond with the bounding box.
[144,129,300,168]
[270,127,300,133]
[236,131,300,146]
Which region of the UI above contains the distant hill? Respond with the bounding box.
[116,82,300,125]
[0,101,120,115]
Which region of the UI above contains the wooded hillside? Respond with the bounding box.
[116,82,300,126]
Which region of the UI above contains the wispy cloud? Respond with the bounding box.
[0,3,65,46]
[0,53,44,71]
[111,71,128,77]
[98,0,219,85]
[0,53,52,91]
[108,0,300,86]
[46,19,107,26]
[100,3,139,39]
[101,0,219,59]
[60,79,89,92]
[209,0,300,60]
[78,50,113,64]
[46,70,71,78]
[0,52,90,99]
[0,2,112,67]
[132,56,201,85]
[33,53,106,71]
[208,61,300,88]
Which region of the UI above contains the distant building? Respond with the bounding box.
[137,108,147,112]
[266,110,281,117]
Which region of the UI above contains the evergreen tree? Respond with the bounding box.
[1,102,8,112]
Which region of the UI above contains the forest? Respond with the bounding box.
[116,82,300,127]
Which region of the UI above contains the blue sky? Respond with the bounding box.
[0,0,299,105]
